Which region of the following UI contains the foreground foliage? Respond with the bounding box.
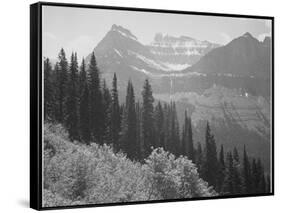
[43,123,216,207]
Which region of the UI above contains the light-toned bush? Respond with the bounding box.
[43,123,216,207]
[144,148,216,200]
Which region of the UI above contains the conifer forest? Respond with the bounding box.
[43,48,271,207]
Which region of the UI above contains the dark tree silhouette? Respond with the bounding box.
[182,111,194,161]
[120,80,137,160]
[154,101,165,148]
[44,57,54,121]
[110,73,121,151]
[88,51,103,143]
[242,145,252,193]
[55,48,68,124]
[65,52,79,141]
[202,122,218,190]
[142,79,155,158]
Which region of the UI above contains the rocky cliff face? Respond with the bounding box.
[147,33,220,69]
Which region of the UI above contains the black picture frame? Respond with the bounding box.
[30,1,274,210]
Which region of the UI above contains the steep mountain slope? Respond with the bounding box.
[189,32,271,79]
[154,85,271,171]
[85,25,219,95]
[86,24,153,92]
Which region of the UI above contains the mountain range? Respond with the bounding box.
[83,24,271,171]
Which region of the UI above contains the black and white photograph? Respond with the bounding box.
[39,3,273,208]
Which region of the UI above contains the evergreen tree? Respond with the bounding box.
[101,80,112,144]
[182,111,194,161]
[242,145,252,194]
[142,79,155,158]
[223,152,234,194]
[251,159,258,193]
[217,144,225,193]
[44,58,54,121]
[168,102,180,156]
[163,103,170,151]
[88,51,103,143]
[135,101,142,161]
[256,158,264,193]
[79,82,91,144]
[232,147,242,194]
[251,158,264,194]
[120,80,137,160]
[79,58,87,96]
[78,57,91,144]
[219,145,225,168]
[110,73,121,151]
[55,48,68,123]
[202,122,218,190]
[154,101,165,148]
[65,52,79,141]
[53,62,60,122]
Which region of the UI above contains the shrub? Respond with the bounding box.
[43,123,216,207]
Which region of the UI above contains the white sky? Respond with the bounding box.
[43,5,271,61]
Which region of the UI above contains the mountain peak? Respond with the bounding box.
[243,32,254,38]
[263,36,271,46]
[110,24,138,41]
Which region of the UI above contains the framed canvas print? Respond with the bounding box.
[30,2,274,210]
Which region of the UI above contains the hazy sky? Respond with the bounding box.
[43,5,271,61]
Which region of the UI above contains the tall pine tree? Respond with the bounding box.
[101,80,112,144]
[135,101,143,161]
[120,80,137,160]
[79,58,87,96]
[88,51,103,143]
[154,101,165,149]
[242,145,252,194]
[44,57,54,121]
[142,79,155,158]
[65,52,79,141]
[78,57,91,144]
[232,147,242,194]
[222,152,234,194]
[79,82,91,144]
[55,48,68,124]
[217,144,225,193]
[182,111,194,161]
[110,73,121,151]
[202,121,218,190]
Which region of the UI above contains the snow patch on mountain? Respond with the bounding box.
[128,50,169,71]
[130,66,154,76]
[114,49,123,58]
[161,62,191,71]
[128,50,190,72]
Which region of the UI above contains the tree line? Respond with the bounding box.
[44,48,271,195]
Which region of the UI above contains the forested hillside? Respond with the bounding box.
[43,49,271,206]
